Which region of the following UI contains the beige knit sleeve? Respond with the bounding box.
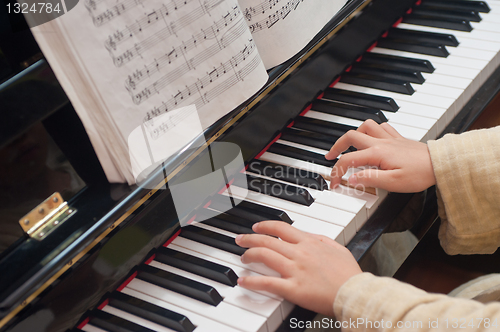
[427,126,500,255]
[334,273,500,332]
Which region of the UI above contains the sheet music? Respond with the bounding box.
[239,0,348,68]
[30,0,268,183]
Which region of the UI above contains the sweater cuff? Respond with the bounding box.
[427,128,500,255]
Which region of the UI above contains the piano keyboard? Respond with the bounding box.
[75,1,500,331]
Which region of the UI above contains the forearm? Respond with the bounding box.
[335,273,500,332]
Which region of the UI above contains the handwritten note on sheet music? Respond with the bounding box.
[45,0,267,182]
[239,0,347,68]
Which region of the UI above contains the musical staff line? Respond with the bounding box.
[89,0,143,27]
[130,18,248,104]
[123,6,241,90]
[147,53,261,140]
[111,0,227,67]
[142,39,259,129]
[248,0,304,33]
[243,0,280,21]
[104,0,195,51]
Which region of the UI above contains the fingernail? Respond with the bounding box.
[348,174,357,185]
[237,277,245,285]
[240,254,247,264]
[252,222,260,232]
[235,234,244,244]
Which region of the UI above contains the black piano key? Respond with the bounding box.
[248,158,328,190]
[208,195,293,224]
[340,72,415,95]
[294,116,357,136]
[421,0,490,13]
[236,174,315,206]
[136,265,223,306]
[412,6,481,22]
[281,128,357,154]
[108,291,196,332]
[268,143,338,168]
[203,217,254,235]
[402,13,473,32]
[388,27,459,47]
[88,309,155,332]
[155,247,238,286]
[312,99,388,123]
[180,225,247,256]
[195,209,255,234]
[377,38,449,57]
[323,88,399,112]
[281,128,338,152]
[360,52,435,73]
[351,63,425,84]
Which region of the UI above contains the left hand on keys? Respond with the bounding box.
[235,220,362,317]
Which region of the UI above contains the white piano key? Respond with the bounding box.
[127,279,268,332]
[328,182,380,217]
[81,324,108,332]
[260,151,332,180]
[470,21,500,33]
[309,104,438,138]
[149,260,284,332]
[166,245,296,322]
[246,170,368,231]
[226,184,357,242]
[371,47,489,71]
[396,101,448,133]
[192,222,241,238]
[420,73,472,90]
[167,244,283,301]
[101,306,176,332]
[305,109,428,141]
[457,36,500,53]
[259,151,385,200]
[172,236,281,278]
[122,288,245,332]
[448,46,496,62]
[304,110,363,128]
[334,81,456,111]
[276,139,330,155]
[396,23,500,43]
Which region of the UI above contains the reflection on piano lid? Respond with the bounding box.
[1,0,500,331]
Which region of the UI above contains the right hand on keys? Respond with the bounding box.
[325,119,436,193]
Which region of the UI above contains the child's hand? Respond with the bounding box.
[326,120,436,193]
[236,221,362,316]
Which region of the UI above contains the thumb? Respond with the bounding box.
[347,168,396,192]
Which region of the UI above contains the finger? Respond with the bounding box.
[380,122,404,138]
[347,168,401,191]
[357,119,393,139]
[329,149,378,188]
[241,247,293,275]
[238,275,290,298]
[325,130,375,160]
[235,233,295,258]
[252,220,305,244]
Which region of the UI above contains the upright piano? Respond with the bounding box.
[1,0,500,331]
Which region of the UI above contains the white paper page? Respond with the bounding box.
[29,0,268,183]
[239,0,348,68]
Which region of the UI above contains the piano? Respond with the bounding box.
[1,0,499,330]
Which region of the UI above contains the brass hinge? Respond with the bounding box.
[19,192,76,240]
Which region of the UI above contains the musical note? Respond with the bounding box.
[244,0,304,33]
[143,39,258,121]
